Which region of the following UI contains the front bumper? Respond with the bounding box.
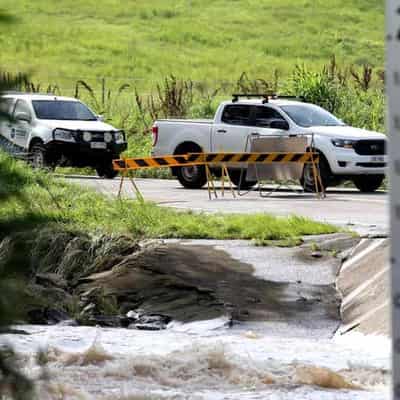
[328,148,387,175]
[45,140,127,167]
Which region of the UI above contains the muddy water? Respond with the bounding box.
[6,324,390,399]
[0,235,391,398]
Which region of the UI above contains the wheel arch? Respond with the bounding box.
[28,137,44,151]
[174,141,203,154]
[306,146,332,174]
[171,141,204,176]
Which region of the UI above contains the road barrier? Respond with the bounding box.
[113,152,319,170]
[113,151,324,200]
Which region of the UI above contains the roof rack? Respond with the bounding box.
[232,93,305,104]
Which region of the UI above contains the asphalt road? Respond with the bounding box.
[67,176,389,235]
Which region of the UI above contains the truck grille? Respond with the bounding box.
[356,162,386,168]
[353,140,386,155]
[76,131,105,142]
[90,132,105,141]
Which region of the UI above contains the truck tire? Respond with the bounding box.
[301,154,330,193]
[96,161,118,179]
[176,165,207,189]
[31,143,53,170]
[352,175,384,193]
[228,169,257,190]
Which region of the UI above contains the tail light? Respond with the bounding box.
[152,125,158,147]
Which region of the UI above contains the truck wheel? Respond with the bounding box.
[31,144,53,170]
[228,169,257,190]
[176,165,207,189]
[352,175,384,193]
[96,161,118,179]
[301,155,330,193]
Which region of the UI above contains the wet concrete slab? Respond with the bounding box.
[336,239,390,336]
[81,242,341,326]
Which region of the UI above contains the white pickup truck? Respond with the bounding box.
[0,92,127,178]
[151,95,387,192]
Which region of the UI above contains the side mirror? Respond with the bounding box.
[97,114,104,122]
[15,112,31,123]
[270,119,289,131]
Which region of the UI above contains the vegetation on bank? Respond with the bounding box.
[0,151,339,243]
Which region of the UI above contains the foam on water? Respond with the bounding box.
[3,323,391,400]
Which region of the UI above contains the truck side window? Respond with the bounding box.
[221,105,251,126]
[253,106,285,127]
[13,100,31,120]
[0,98,14,117]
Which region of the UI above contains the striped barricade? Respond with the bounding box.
[112,152,323,200]
[112,152,319,171]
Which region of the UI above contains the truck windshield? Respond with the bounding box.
[32,100,97,121]
[281,104,345,127]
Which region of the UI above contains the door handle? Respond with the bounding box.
[217,129,227,133]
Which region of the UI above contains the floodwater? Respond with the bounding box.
[5,319,390,400]
[1,238,391,399]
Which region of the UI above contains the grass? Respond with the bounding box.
[0,151,339,243]
[0,0,384,88]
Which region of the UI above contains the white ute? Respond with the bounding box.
[152,94,387,192]
[0,92,127,178]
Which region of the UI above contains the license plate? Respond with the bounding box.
[91,142,107,149]
[370,156,385,162]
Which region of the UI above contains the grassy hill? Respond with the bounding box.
[1,0,384,89]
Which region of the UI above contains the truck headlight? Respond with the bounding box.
[53,129,75,142]
[331,139,356,149]
[114,130,125,144]
[104,132,113,143]
[83,131,92,142]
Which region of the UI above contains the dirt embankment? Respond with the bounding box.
[0,228,342,330]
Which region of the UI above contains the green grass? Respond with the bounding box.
[0,151,339,243]
[0,0,384,89]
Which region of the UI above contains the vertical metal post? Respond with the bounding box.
[387,1,400,398]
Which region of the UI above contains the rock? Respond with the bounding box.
[311,251,323,259]
[126,310,140,319]
[0,328,30,335]
[57,319,78,327]
[125,312,171,330]
[27,308,70,325]
[46,309,70,323]
[86,315,123,327]
[134,323,166,331]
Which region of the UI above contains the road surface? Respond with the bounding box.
[66,176,388,235]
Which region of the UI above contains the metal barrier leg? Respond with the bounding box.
[221,164,236,198]
[205,164,217,200]
[220,164,225,198]
[128,172,144,202]
[310,156,325,199]
[118,171,126,199]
